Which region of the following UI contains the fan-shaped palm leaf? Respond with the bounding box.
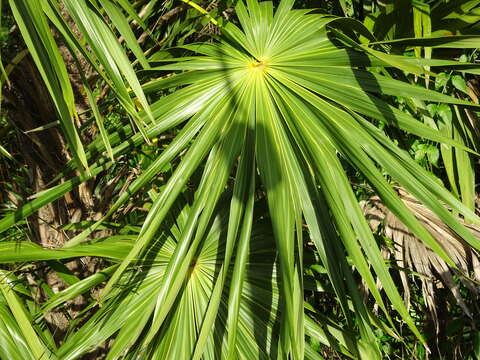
[2,0,480,359]
[88,0,480,357]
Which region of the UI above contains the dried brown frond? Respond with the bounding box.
[360,188,480,335]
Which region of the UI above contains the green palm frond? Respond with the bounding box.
[56,205,283,360]
[94,0,478,357]
[2,0,480,359]
[8,0,89,171]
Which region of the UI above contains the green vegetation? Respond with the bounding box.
[1,0,480,359]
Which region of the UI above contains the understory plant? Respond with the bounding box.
[1,0,480,359]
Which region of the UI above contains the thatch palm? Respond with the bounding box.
[1,0,480,359]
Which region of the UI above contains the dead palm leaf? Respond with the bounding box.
[361,188,480,334]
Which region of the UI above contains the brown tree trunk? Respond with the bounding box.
[4,56,73,247]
